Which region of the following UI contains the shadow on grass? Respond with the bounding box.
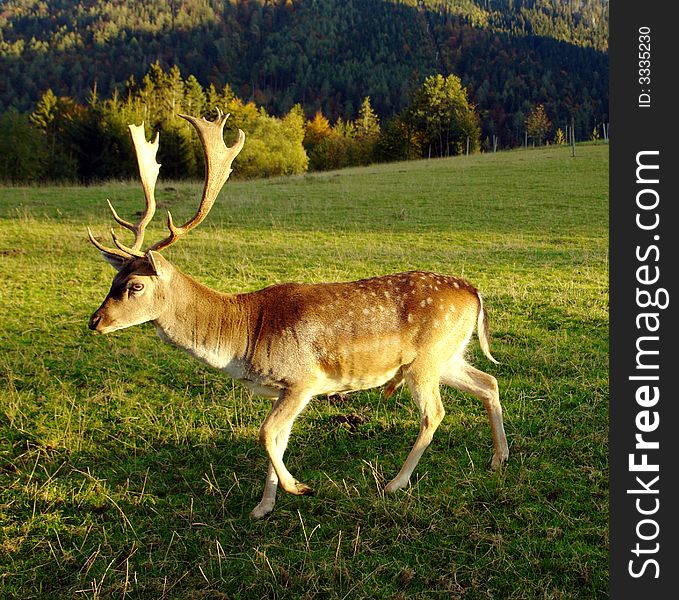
[1,358,608,598]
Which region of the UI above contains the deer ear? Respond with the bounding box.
[101,251,128,272]
[146,250,171,280]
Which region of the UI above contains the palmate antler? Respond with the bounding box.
[88,109,245,259]
[150,109,246,252]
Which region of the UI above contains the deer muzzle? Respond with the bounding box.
[88,311,104,332]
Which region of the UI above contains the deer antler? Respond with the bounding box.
[88,123,161,259]
[87,226,131,260]
[148,109,245,252]
[88,110,244,259]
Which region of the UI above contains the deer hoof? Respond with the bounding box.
[384,478,408,494]
[491,451,509,470]
[250,502,274,520]
[295,482,314,496]
[282,479,314,496]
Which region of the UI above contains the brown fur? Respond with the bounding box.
[90,253,509,518]
[88,110,507,519]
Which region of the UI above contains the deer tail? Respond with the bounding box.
[477,295,499,365]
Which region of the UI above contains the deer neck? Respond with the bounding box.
[152,269,247,370]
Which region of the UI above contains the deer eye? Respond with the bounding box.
[129,282,145,293]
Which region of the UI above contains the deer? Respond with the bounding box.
[87,109,509,519]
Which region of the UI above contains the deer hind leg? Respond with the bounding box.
[385,367,445,493]
[441,358,508,469]
[383,367,405,400]
[257,387,314,497]
[250,421,295,520]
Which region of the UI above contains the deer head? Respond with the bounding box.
[88,110,245,334]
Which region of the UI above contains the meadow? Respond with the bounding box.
[0,143,608,598]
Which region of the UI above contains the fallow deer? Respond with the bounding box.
[88,109,508,519]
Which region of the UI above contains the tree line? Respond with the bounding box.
[0,0,608,149]
[0,63,488,183]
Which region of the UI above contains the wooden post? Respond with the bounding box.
[571,117,576,157]
[466,136,470,156]
[493,135,498,152]
[524,131,528,149]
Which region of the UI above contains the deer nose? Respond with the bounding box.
[89,313,102,331]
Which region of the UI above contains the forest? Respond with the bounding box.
[0,0,608,182]
[2,64,485,182]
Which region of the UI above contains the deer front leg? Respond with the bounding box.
[250,462,279,520]
[257,387,314,497]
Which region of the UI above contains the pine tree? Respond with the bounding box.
[0,109,46,182]
[590,125,600,143]
[184,75,206,117]
[304,111,333,149]
[525,104,551,145]
[30,89,58,131]
[205,84,221,113]
[164,64,185,121]
[29,89,79,179]
[355,96,380,139]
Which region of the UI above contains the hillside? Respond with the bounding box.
[0,0,608,145]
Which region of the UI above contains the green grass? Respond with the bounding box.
[0,143,608,598]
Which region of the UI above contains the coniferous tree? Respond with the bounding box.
[0,109,46,182]
[184,75,206,117]
[29,90,80,180]
[304,111,333,150]
[355,97,380,139]
[29,88,58,131]
[304,111,334,171]
[1,0,608,147]
[525,103,551,145]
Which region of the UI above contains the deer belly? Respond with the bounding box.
[315,340,406,392]
[219,358,282,398]
[239,380,281,399]
[318,365,402,395]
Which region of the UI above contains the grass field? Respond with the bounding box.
[0,143,608,598]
